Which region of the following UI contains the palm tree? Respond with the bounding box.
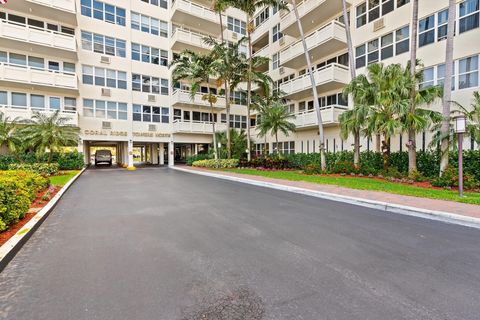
[452,91,480,144]
[290,0,326,170]
[229,0,287,161]
[341,0,355,81]
[0,112,21,154]
[21,111,79,162]
[440,0,456,174]
[256,97,296,153]
[215,128,249,159]
[408,0,420,174]
[170,50,219,159]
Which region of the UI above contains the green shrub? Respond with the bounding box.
[431,166,479,190]
[0,170,48,231]
[331,161,357,174]
[8,163,59,176]
[57,151,85,170]
[192,159,239,169]
[186,154,213,166]
[302,163,323,175]
[241,156,289,169]
[0,155,16,170]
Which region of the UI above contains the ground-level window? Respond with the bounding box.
[273,141,295,154]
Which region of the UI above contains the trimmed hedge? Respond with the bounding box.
[0,151,85,170]
[8,163,59,176]
[186,154,213,166]
[192,159,239,169]
[57,151,85,170]
[0,170,48,231]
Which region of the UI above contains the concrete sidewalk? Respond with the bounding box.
[178,166,480,220]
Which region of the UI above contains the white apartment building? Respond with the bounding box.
[0,0,479,167]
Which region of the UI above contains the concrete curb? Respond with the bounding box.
[172,167,480,230]
[0,168,86,272]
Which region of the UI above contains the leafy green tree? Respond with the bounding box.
[215,129,250,159]
[21,111,79,162]
[0,112,21,154]
[170,50,220,159]
[452,91,480,144]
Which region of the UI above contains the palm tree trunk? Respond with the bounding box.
[218,11,232,159]
[207,85,218,160]
[375,134,381,152]
[342,0,356,81]
[354,130,360,167]
[275,132,278,154]
[292,0,326,170]
[246,14,253,161]
[440,0,456,175]
[408,0,419,175]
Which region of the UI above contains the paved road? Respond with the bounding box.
[0,168,479,320]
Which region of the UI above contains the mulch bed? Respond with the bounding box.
[0,186,61,247]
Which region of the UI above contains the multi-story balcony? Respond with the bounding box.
[253,45,269,72]
[171,28,213,54]
[280,21,347,69]
[8,0,76,24]
[0,62,78,93]
[171,0,224,35]
[172,90,226,109]
[290,105,348,129]
[173,120,227,134]
[279,63,350,100]
[280,0,347,37]
[0,106,78,126]
[0,18,77,59]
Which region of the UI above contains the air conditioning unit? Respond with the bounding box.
[148,124,157,132]
[279,67,285,75]
[148,94,156,102]
[232,32,237,39]
[102,121,111,129]
[373,18,385,32]
[101,88,111,96]
[100,56,111,64]
[279,37,285,46]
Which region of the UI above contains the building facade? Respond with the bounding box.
[0,0,479,166]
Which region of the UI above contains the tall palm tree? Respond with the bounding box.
[341,0,355,81]
[0,112,21,154]
[452,91,480,144]
[408,0,420,174]
[440,0,456,174]
[291,0,326,170]
[215,128,249,159]
[170,50,220,159]
[21,111,79,162]
[229,0,287,161]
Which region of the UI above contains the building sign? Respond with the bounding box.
[83,130,170,138]
[133,132,170,138]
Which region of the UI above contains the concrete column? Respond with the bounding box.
[159,143,165,165]
[168,141,174,167]
[127,140,135,170]
[151,144,159,165]
[194,143,198,155]
[84,141,90,166]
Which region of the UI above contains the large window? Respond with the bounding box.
[132,105,169,123]
[81,31,126,57]
[255,7,269,27]
[272,52,280,69]
[419,14,435,47]
[459,0,480,33]
[132,43,168,66]
[131,12,168,37]
[272,23,283,42]
[132,74,169,95]
[0,11,74,35]
[82,65,127,89]
[80,0,126,26]
[83,99,127,120]
[141,0,167,9]
[458,55,478,89]
[0,91,75,111]
[221,114,247,128]
[0,51,75,74]
[356,0,409,28]
[227,17,246,35]
[273,141,295,155]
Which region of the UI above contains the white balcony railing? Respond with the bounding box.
[171,28,212,50]
[280,63,350,96]
[280,21,346,65]
[0,105,78,125]
[172,90,226,108]
[173,120,226,134]
[291,105,348,128]
[26,0,76,13]
[281,0,332,31]
[172,0,223,24]
[0,62,78,90]
[253,44,269,58]
[0,18,76,52]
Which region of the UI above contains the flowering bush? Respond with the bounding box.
[192,159,239,169]
[8,163,59,176]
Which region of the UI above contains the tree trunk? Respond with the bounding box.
[375,134,381,152]
[440,0,456,175]
[218,12,232,159]
[342,0,356,80]
[408,0,419,175]
[246,14,253,161]
[275,132,278,154]
[292,0,326,170]
[208,85,218,160]
[353,130,360,168]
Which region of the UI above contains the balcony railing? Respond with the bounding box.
[172,0,223,24]
[172,90,226,108]
[173,120,226,134]
[0,62,78,90]
[290,105,348,128]
[280,63,350,97]
[26,0,76,13]
[171,28,212,51]
[0,105,78,125]
[0,18,76,52]
[253,44,269,58]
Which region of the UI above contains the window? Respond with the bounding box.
[273,141,295,155]
[381,33,394,60]
[255,7,269,26]
[83,99,127,120]
[227,16,246,35]
[255,143,269,156]
[49,97,61,110]
[395,25,410,54]
[368,0,380,22]
[355,44,366,68]
[11,93,27,108]
[397,0,410,8]
[30,95,45,109]
[132,74,168,94]
[367,39,379,64]
[10,53,26,66]
[459,0,479,34]
[82,31,126,57]
[64,97,77,112]
[458,55,478,89]
[133,104,169,123]
[231,91,246,105]
[420,67,434,89]
[356,0,409,28]
[28,56,44,69]
[382,0,394,15]
[80,0,125,26]
[221,113,246,128]
[437,63,456,90]
[131,12,168,37]
[356,2,367,27]
[419,14,435,47]
[437,9,449,41]
[272,52,280,69]
[272,23,283,42]
[82,65,127,89]
[132,43,168,66]
[141,0,168,9]
[0,91,7,105]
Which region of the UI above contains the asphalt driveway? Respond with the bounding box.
[0,167,479,320]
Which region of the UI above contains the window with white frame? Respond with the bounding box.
[0,51,76,75]
[272,52,280,69]
[272,23,283,42]
[221,113,247,128]
[0,91,75,112]
[255,143,269,156]
[356,2,367,28]
[131,12,168,37]
[131,43,168,66]
[356,0,409,28]
[459,0,480,34]
[141,0,167,9]
[273,141,295,154]
[82,65,127,89]
[419,14,435,47]
[255,7,269,27]
[458,55,478,89]
[437,9,449,41]
[83,99,127,120]
[227,16,246,35]
[132,74,169,95]
[395,25,410,54]
[420,56,479,91]
[367,39,379,64]
[81,31,126,57]
[80,0,126,26]
[133,104,169,123]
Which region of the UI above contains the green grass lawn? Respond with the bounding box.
[222,169,480,205]
[49,170,81,187]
